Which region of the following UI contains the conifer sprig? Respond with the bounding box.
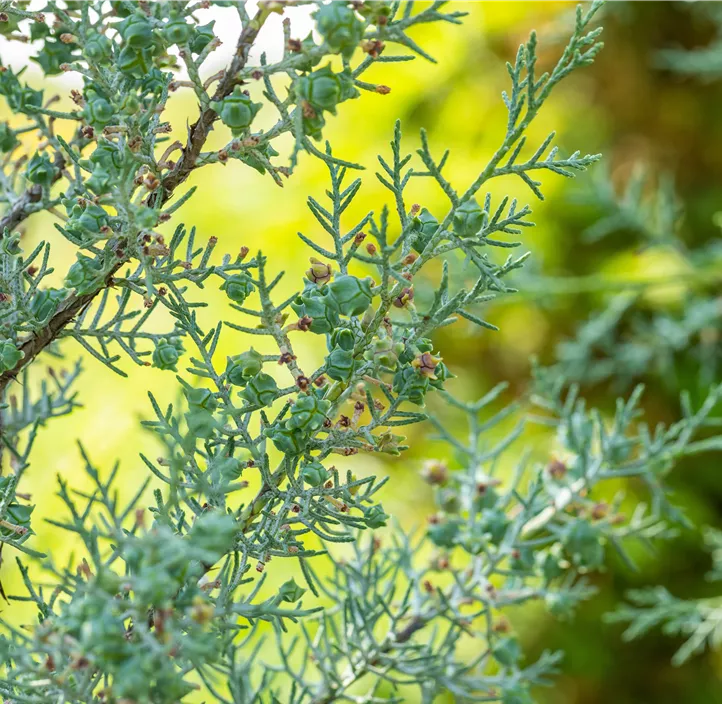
[0,2,718,703]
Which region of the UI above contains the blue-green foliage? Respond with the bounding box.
[0,2,718,704]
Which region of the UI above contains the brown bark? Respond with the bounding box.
[0,9,268,393]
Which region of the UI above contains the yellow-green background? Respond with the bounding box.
[2,3,722,702]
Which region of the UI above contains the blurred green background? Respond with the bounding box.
[3,2,722,702]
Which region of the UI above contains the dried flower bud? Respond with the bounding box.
[493,617,511,633]
[412,351,441,378]
[547,459,567,479]
[361,39,385,58]
[295,315,313,332]
[306,256,333,285]
[393,286,414,308]
[421,460,448,485]
[591,502,609,520]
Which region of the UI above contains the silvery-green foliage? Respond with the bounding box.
[552,157,722,672]
[526,52,722,668]
[607,527,722,667]
[655,3,722,80]
[0,2,718,703]
[602,2,722,82]
[545,164,722,394]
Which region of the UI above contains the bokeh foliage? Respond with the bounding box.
[0,2,721,703]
